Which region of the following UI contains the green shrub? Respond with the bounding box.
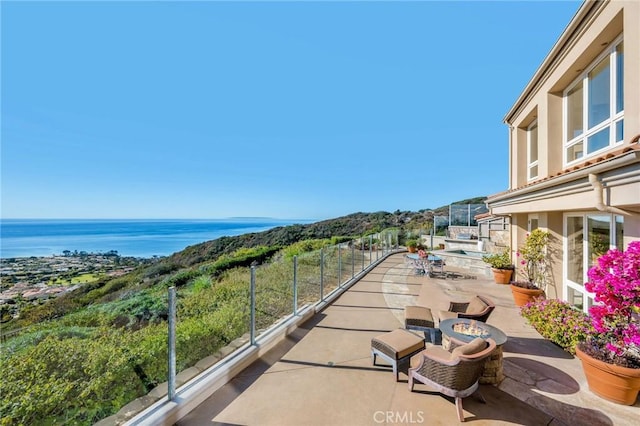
[201,246,281,274]
[482,249,514,270]
[330,236,353,245]
[520,298,595,354]
[192,275,213,292]
[0,329,146,425]
[144,262,182,278]
[281,239,330,259]
[161,269,202,288]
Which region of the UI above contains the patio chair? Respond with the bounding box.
[408,337,497,422]
[427,256,446,277]
[437,295,495,323]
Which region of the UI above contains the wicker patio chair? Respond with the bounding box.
[408,337,497,422]
[437,295,495,323]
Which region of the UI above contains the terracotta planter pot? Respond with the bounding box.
[407,246,417,253]
[576,345,640,405]
[510,283,544,306]
[491,268,513,284]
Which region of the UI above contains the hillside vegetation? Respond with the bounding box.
[0,199,485,425]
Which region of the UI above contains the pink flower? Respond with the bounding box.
[586,241,640,359]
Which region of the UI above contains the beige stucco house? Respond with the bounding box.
[486,0,640,312]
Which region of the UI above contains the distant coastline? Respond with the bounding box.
[0,218,310,259]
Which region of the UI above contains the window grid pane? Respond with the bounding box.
[529,124,538,163]
[567,140,584,162]
[615,216,624,252]
[567,82,583,140]
[567,216,584,285]
[616,42,624,113]
[588,57,610,128]
[615,119,624,142]
[587,127,610,154]
[568,287,584,311]
[588,215,611,269]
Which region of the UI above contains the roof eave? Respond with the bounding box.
[487,148,640,205]
[503,0,597,125]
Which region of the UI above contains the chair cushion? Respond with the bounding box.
[410,346,452,368]
[451,337,486,357]
[466,297,487,314]
[405,305,434,328]
[438,310,458,322]
[372,329,425,360]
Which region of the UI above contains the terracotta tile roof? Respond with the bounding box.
[474,212,492,220]
[491,135,640,198]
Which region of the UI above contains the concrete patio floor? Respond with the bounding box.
[177,253,638,425]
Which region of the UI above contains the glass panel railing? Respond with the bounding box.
[0,236,397,424]
[321,245,340,297]
[295,250,322,308]
[254,260,294,333]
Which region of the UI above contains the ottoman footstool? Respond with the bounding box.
[405,305,441,344]
[371,329,425,381]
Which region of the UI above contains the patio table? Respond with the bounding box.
[406,253,444,276]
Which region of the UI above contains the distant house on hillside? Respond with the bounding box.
[486,0,640,312]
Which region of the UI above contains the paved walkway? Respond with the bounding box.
[178,253,638,425]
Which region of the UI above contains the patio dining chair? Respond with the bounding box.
[408,337,497,422]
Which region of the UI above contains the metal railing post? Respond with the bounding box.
[168,286,176,401]
[338,245,342,287]
[351,243,355,278]
[320,248,324,301]
[250,266,256,346]
[384,233,387,256]
[361,238,365,271]
[431,228,434,251]
[293,256,298,315]
[369,235,372,266]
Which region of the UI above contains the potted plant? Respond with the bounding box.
[482,249,514,284]
[406,239,418,253]
[510,229,550,306]
[575,241,640,405]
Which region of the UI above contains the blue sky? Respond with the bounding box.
[2,0,581,221]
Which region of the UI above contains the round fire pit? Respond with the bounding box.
[439,318,507,345]
[439,318,508,385]
[452,321,491,338]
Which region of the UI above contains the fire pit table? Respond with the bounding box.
[439,318,507,385]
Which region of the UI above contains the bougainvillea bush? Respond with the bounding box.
[521,298,594,354]
[579,241,640,368]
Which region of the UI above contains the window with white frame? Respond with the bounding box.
[563,212,624,312]
[527,120,538,180]
[564,37,624,165]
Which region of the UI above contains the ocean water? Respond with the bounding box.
[0,219,307,259]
